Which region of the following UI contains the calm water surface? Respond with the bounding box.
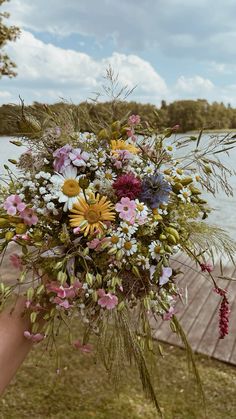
[0,135,235,237]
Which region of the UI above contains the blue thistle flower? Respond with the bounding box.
[139,173,171,208]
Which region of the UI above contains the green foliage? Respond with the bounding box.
[0,0,20,78]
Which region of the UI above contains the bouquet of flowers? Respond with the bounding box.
[0,94,235,411]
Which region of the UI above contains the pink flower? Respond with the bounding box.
[87,237,109,252]
[3,195,26,215]
[73,339,93,353]
[97,289,118,310]
[13,233,30,241]
[24,331,44,343]
[73,226,81,234]
[171,124,180,132]
[53,144,72,172]
[200,263,213,273]
[9,253,23,270]
[47,280,81,300]
[159,267,172,286]
[115,197,136,223]
[113,173,141,200]
[128,114,141,126]
[53,297,71,309]
[69,148,90,167]
[163,306,175,320]
[126,128,137,142]
[20,208,38,226]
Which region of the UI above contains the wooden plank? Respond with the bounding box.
[154,262,204,342]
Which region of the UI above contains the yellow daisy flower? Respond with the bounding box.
[110,139,139,155]
[69,193,115,236]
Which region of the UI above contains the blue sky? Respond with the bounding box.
[1,0,236,106]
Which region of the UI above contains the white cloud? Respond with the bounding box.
[175,76,214,95]
[0,91,11,99]
[1,31,167,105]
[2,30,236,107]
[4,0,236,63]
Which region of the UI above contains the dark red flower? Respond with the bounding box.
[113,173,141,200]
[200,263,213,273]
[214,287,230,339]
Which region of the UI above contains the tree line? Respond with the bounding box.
[0,99,236,136]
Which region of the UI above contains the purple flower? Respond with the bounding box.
[159,267,172,286]
[3,195,26,215]
[53,144,72,172]
[69,148,90,167]
[139,173,171,209]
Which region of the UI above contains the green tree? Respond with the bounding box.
[0,0,20,78]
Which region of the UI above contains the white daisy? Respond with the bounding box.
[178,187,191,203]
[108,234,124,255]
[96,169,117,183]
[117,221,138,238]
[149,240,163,259]
[171,167,184,180]
[50,165,82,211]
[120,238,138,256]
[136,255,150,270]
[135,199,149,223]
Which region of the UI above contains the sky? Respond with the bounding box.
[1,0,236,106]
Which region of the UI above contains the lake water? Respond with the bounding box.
[0,135,235,238]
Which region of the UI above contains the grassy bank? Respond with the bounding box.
[1,328,236,419]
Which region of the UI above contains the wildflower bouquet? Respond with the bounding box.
[0,95,235,411]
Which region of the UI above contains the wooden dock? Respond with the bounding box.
[153,254,236,364]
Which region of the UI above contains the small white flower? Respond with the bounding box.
[43,193,53,202]
[143,163,156,176]
[149,241,162,259]
[36,208,45,215]
[179,187,191,203]
[117,221,138,238]
[136,255,150,270]
[39,187,47,195]
[46,202,55,211]
[96,169,117,183]
[121,238,138,256]
[171,168,184,180]
[158,207,168,216]
[109,234,123,251]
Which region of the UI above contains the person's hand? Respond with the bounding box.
[0,296,33,395]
